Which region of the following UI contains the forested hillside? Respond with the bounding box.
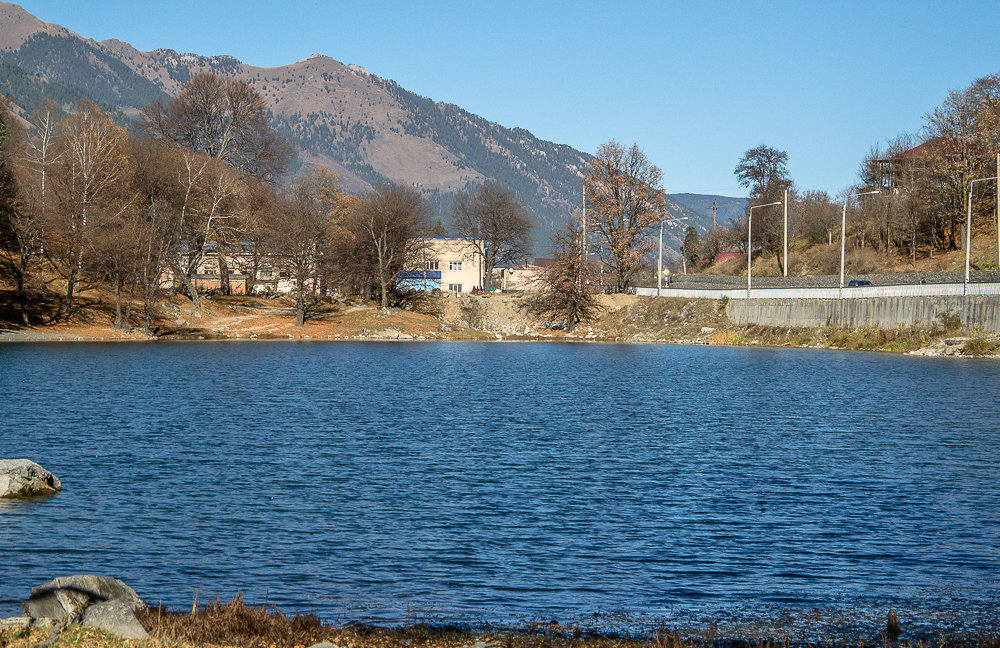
[0,3,598,248]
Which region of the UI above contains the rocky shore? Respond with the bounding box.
[3,584,998,648]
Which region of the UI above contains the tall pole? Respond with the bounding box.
[712,200,719,231]
[783,189,788,277]
[966,176,1000,293]
[747,201,782,298]
[839,199,847,298]
[997,152,999,268]
[657,219,663,296]
[747,209,753,298]
[966,186,973,294]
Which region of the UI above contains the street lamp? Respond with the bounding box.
[839,190,880,297]
[658,215,688,296]
[966,175,999,294]
[747,201,782,297]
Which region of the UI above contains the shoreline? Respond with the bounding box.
[1,293,998,357]
[4,594,999,648]
[2,327,998,359]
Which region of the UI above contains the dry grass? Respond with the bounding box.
[138,593,327,648]
[964,337,1000,356]
[4,605,1000,648]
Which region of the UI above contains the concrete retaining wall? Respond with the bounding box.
[726,295,1000,333]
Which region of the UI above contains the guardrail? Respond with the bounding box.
[633,283,1000,299]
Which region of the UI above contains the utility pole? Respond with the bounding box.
[997,152,999,268]
[783,189,788,277]
[657,219,663,296]
[711,200,721,231]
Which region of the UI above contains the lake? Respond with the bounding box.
[2,341,1000,638]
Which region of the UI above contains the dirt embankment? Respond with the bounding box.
[1,290,998,357]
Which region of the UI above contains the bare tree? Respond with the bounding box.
[46,100,132,316]
[148,147,238,309]
[0,98,42,325]
[450,183,532,291]
[529,221,597,332]
[343,183,430,308]
[269,169,345,324]
[141,73,291,183]
[584,140,666,292]
[734,144,793,274]
[796,190,840,247]
[236,181,278,296]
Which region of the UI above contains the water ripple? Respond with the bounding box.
[2,342,1000,632]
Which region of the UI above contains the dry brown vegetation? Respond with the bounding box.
[3,596,1000,648]
[1,277,997,359]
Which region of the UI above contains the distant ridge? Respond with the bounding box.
[0,2,744,252]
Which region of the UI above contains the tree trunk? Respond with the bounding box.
[123,281,135,328]
[113,280,123,329]
[143,282,155,336]
[175,263,201,309]
[244,263,257,296]
[296,278,305,326]
[63,271,77,319]
[16,269,29,326]
[218,245,231,295]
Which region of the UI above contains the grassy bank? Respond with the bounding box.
[2,596,998,648]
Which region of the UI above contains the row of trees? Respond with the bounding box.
[0,73,537,329]
[709,72,1000,273]
[562,71,1000,293]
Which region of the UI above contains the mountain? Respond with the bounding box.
[0,2,744,254]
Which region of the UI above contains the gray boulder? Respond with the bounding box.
[0,459,61,498]
[82,600,148,640]
[22,575,144,624]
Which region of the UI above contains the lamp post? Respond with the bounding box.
[658,215,688,296]
[966,175,999,294]
[783,189,789,277]
[747,201,782,298]
[839,190,880,298]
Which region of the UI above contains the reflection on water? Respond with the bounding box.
[1,342,1000,638]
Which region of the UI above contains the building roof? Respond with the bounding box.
[881,136,988,162]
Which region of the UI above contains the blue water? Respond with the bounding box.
[2,342,1000,637]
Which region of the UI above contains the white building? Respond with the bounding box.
[399,238,485,293]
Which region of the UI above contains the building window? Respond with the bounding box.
[449,261,463,271]
[425,260,439,270]
[448,283,463,292]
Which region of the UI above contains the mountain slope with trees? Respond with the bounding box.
[0,2,597,248]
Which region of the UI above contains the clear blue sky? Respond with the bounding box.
[16,1,1000,197]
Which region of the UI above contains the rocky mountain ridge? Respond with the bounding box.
[0,2,740,251]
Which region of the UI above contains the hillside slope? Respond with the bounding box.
[0,2,748,254]
[0,2,591,244]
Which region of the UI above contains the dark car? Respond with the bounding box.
[847,280,873,287]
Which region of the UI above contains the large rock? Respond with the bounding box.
[82,600,148,640]
[0,459,61,498]
[22,575,144,624]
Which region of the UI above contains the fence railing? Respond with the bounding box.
[633,283,1000,299]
